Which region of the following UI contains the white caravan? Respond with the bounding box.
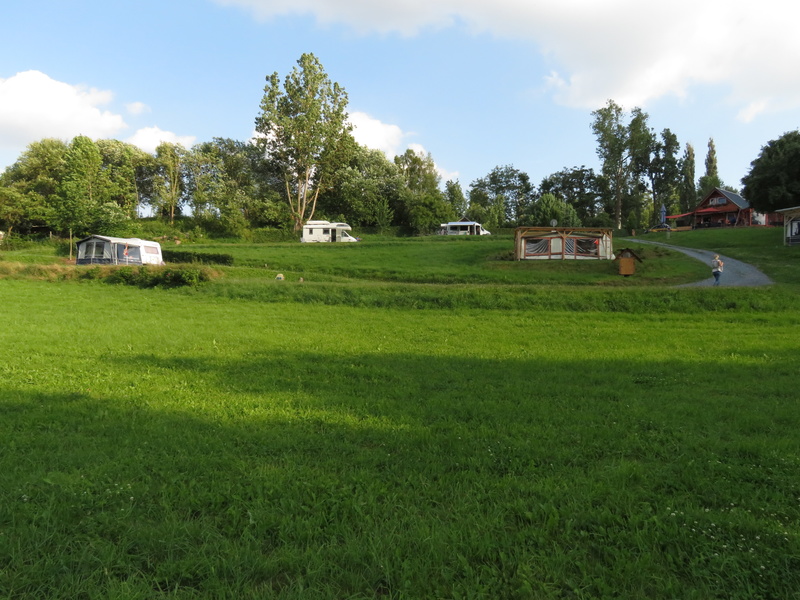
[301,220,360,243]
[76,235,164,265]
[438,221,491,236]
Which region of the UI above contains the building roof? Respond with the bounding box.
[669,188,749,219]
[713,188,749,209]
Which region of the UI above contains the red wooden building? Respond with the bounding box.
[667,188,775,228]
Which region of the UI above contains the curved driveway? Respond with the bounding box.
[633,239,773,287]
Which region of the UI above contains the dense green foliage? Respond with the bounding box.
[1,227,800,599]
[3,54,748,243]
[162,249,235,266]
[742,129,800,213]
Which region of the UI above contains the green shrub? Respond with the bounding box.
[106,266,150,286]
[158,267,210,287]
[105,265,213,288]
[250,227,297,243]
[78,266,103,280]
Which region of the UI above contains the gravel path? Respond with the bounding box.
[632,239,774,287]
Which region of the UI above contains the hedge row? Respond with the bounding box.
[162,250,234,266]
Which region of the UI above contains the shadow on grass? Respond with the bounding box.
[2,350,800,598]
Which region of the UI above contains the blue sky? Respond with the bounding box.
[2,0,799,194]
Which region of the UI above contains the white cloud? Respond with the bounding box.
[349,112,458,180]
[125,126,196,153]
[0,71,196,169]
[126,101,151,116]
[0,70,127,149]
[349,111,408,157]
[216,0,800,117]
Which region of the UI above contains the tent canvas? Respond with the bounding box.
[76,235,164,265]
[514,227,614,260]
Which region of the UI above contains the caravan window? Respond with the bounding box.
[144,245,159,255]
[323,229,330,235]
[117,244,141,261]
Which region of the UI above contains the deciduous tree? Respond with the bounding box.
[520,193,581,227]
[646,128,681,224]
[96,139,149,218]
[57,136,114,238]
[444,179,468,218]
[742,130,800,213]
[0,138,66,235]
[539,166,601,223]
[153,142,187,225]
[319,145,401,229]
[591,100,653,228]
[394,148,450,232]
[255,53,354,231]
[469,165,533,224]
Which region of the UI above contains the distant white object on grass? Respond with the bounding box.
[438,220,491,235]
[75,235,164,265]
[300,220,360,243]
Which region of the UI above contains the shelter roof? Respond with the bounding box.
[776,205,800,218]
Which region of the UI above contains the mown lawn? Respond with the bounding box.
[2,258,800,599]
[181,234,710,287]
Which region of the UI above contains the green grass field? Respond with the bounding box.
[1,229,799,599]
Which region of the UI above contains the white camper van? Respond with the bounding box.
[76,235,164,265]
[438,221,491,236]
[301,220,359,243]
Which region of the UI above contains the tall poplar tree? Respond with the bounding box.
[255,53,354,231]
[698,137,722,198]
[678,143,697,212]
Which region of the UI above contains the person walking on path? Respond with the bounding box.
[711,254,724,286]
[633,239,772,287]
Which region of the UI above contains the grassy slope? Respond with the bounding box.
[185,235,711,287]
[1,230,800,599]
[633,226,799,284]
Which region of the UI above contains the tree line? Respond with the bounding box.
[1,53,795,240]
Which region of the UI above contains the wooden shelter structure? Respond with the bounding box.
[775,205,800,245]
[513,227,613,260]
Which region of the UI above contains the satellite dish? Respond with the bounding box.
[550,219,558,227]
